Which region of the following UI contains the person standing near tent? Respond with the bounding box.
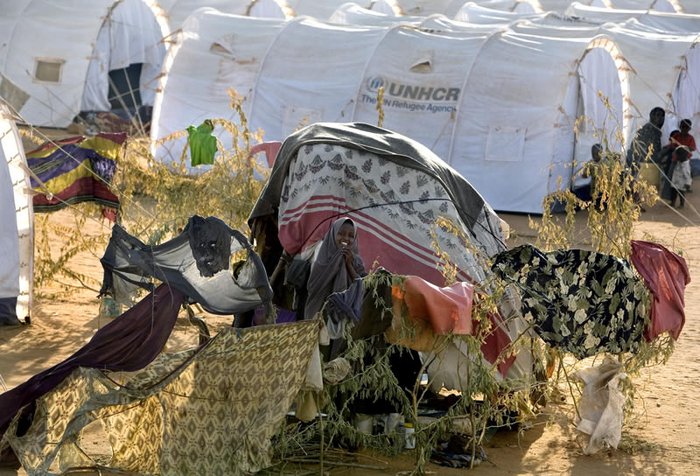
[626,107,666,174]
[659,130,681,201]
[675,119,697,158]
[670,146,692,209]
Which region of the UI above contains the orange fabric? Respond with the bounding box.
[400,276,474,335]
[387,276,515,376]
[386,277,473,352]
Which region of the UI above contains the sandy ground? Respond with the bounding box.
[1,190,699,475]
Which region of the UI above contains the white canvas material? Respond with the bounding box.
[0,0,167,128]
[0,105,33,324]
[161,0,292,31]
[151,6,699,213]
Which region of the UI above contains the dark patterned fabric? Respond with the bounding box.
[491,245,650,359]
[626,122,663,170]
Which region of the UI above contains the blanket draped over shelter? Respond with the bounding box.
[248,122,506,286]
[27,132,124,221]
[100,215,272,315]
[491,244,654,359]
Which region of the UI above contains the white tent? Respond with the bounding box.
[289,0,402,19]
[0,0,168,128]
[454,2,546,22]
[150,9,286,166]
[565,1,681,21]
[152,11,629,213]
[330,3,422,25]
[678,1,700,14]
[524,16,700,133]
[158,0,294,30]
[446,28,626,213]
[0,104,33,325]
[604,20,700,141]
[465,0,543,13]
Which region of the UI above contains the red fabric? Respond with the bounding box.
[249,141,282,167]
[630,240,690,341]
[279,200,473,286]
[479,312,516,376]
[675,133,696,152]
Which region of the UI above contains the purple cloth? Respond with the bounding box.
[0,284,184,437]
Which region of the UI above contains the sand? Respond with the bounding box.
[1,191,699,476]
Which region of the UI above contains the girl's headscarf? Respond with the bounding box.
[304,218,365,319]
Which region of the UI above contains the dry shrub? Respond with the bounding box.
[32,90,268,296]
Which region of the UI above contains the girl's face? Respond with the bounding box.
[335,222,355,249]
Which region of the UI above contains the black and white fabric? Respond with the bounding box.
[491,244,650,359]
[100,216,272,315]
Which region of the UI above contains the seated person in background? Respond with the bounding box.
[575,143,605,208]
[670,145,692,209]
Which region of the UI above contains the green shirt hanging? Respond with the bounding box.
[187,120,217,166]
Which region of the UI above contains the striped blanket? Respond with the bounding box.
[27,132,124,220]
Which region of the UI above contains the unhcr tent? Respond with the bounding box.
[454,2,546,22]
[158,0,294,30]
[515,16,700,154]
[152,11,630,213]
[462,0,543,13]
[446,26,627,212]
[0,0,167,128]
[288,0,403,19]
[565,1,680,21]
[0,105,33,325]
[527,15,700,142]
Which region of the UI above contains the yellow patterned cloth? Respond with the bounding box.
[4,321,319,475]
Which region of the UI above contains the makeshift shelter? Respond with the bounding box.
[0,104,33,326]
[0,216,311,475]
[0,0,168,128]
[248,122,537,387]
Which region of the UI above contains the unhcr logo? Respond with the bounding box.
[364,75,459,102]
[366,76,386,93]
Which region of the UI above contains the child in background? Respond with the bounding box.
[670,145,692,208]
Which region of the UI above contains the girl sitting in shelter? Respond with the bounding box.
[305,217,366,361]
[304,217,366,320]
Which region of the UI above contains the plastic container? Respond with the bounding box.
[404,422,416,449]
